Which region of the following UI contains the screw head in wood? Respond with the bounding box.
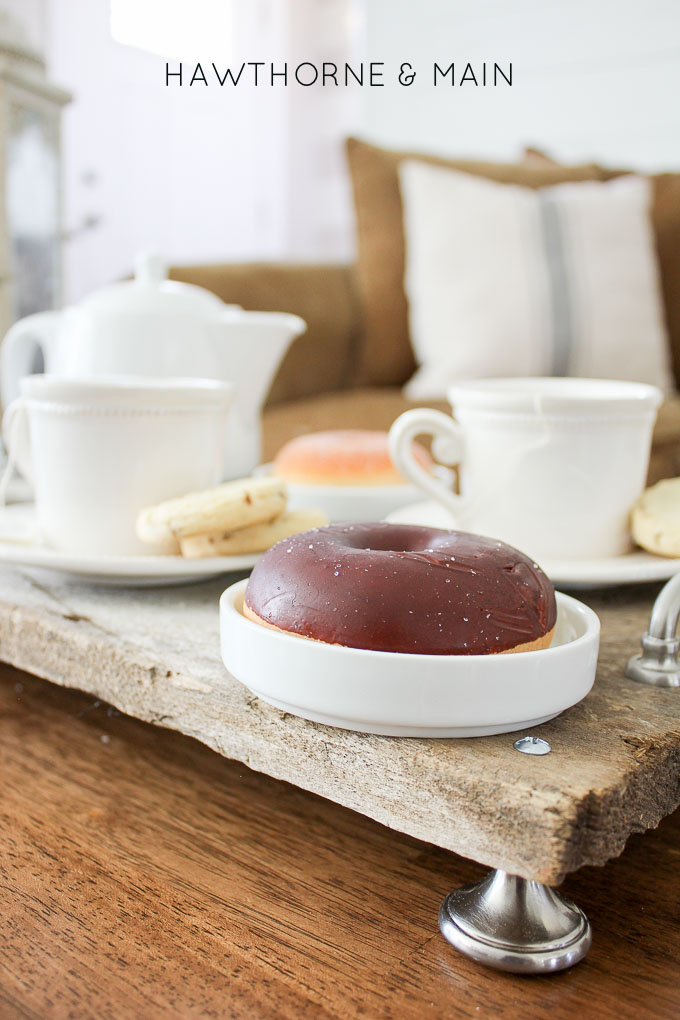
[513,735,551,755]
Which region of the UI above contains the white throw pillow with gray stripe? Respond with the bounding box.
[399,161,673,399]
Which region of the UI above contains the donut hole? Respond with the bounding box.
[340,524,436,555]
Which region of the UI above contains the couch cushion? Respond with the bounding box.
[263,387,680,486]
[345,137,610,388]
[263,387,446,461]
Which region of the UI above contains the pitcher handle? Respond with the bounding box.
[389,408,467,520]
[1,311,58,408]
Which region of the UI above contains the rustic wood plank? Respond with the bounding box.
[1,665,680,1019]
[0,566,678,883]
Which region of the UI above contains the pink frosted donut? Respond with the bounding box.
[273,430,432,486]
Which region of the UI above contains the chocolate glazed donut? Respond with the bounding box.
[244,523,556,655]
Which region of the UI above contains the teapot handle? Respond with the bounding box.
[1,311,60,409]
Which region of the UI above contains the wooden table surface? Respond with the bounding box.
[1,664,679,1019]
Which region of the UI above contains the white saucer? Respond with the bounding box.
[220,580,600,737]
[0,504,258,587]
[256,463,452,523]
[386,500,680,589]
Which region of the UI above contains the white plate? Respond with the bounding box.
[0,504,258,587]
[256,462,453,523]
[220,580,600,737]
[386,500,680,590]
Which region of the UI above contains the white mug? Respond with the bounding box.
[389,378,663,560]
[2,375,234,556]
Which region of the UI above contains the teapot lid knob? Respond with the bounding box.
[134,251,167,287]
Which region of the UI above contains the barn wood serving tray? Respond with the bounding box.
[0,566,677,884]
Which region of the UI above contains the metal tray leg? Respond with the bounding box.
[439,869,592,974]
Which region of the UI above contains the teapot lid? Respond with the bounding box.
[79,252,229,318]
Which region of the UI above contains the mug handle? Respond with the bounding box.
[388,408,467,520]
[0,398,32,504]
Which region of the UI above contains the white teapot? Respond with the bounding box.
[0,253,306,478]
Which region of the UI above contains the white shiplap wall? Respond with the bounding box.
[1,0,678,304]
[359,0,680,171]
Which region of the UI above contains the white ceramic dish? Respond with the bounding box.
[0,504,257,587]
[256,462,452,522]
[386,500,680,590]
[220,579,600,737]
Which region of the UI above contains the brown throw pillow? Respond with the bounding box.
[346,136,680,390]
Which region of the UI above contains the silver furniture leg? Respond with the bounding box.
[439,869,592,974]
[626,572,680,687]
[438,572,680,972]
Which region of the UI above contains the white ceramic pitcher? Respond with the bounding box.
[0,253,306,478]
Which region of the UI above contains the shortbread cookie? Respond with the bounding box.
[631,478,680,557]
[137,477,288,546]
[179,509,328,558]
[145,532,182,556]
